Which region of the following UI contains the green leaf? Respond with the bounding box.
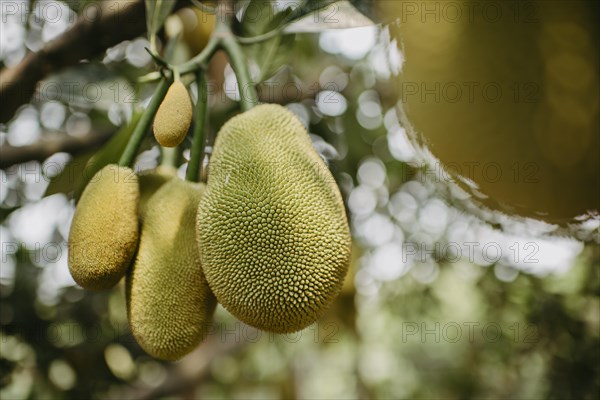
[44,113,143,200]
[145,0,178,51]
[241,3,296,81]
[241,0,279,36]
[254,32,296,82]
[284,1,374,33]
[44,152,95,198]
[75,112,143,199]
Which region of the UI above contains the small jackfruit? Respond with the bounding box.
[127,179,216,361]
[153,81,193,147]
[68,164,139,290]
[197,104,351,333]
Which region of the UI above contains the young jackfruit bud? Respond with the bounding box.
[197,104,351,333]
[127,179,216,361]
[68,164,139,290]
[153,81,193,147]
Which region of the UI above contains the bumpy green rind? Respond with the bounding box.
[68,164,139,290]
[197,104,351,333]
[137,166,178,219]
[127,179,216,361]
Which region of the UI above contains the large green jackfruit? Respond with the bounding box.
[68,164,139,290]
[137,166,177,218]
[127,179,216,361]
[197,104,351,333]
[153,81,193,147]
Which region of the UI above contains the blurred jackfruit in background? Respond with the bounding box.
[177,6,217,54]
[0,1,598,399]
[383,0,600,222]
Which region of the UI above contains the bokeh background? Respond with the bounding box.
[1,1,599,399]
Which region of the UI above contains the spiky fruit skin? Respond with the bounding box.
[153,81,193,147]
[68,164,139,290]
[197,104,351,333]
[127,179,216,361]
[137,166,178,219]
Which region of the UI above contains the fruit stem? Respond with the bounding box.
[175,1,258,112]
[118,78,171,168]
[161,146,179,168]
[235,27,282,45]
[200,0,259,112]
[191,0,216,14]
[178,35,220,75]
[186,71,208,183]
[220,28,259,112]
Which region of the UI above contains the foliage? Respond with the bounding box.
[0,1,598,399]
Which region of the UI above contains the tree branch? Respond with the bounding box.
[0,127,116,169]
[0,0,188,124]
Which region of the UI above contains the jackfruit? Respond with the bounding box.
[197,104,351,333]
[137,166,177,218]
[153,81,193,147]
[176,7,216,54]
[127,179,216,360]
[68,164,139,290]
